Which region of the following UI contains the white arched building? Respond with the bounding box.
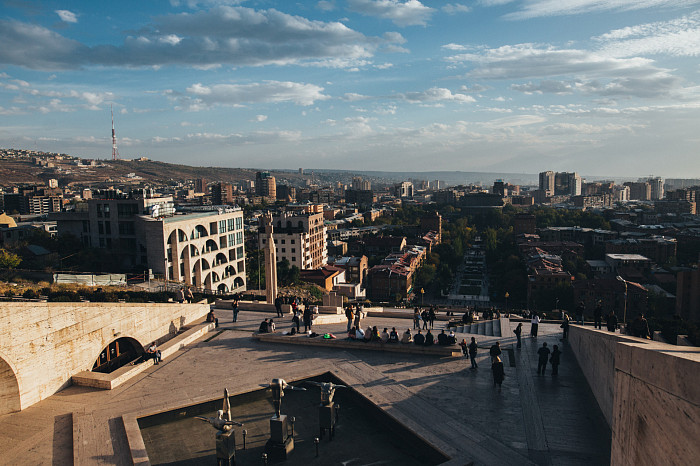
[141,207,246,294]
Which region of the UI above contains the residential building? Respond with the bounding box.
[255,171,277,200]
[258,211,327,269]
[539,171,555,195]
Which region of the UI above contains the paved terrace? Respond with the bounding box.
[0,309,610,465]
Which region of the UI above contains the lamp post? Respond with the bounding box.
[420,288,424,307]
[616,275,628,331]
[504,291,509,313]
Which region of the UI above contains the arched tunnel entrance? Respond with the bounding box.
[92,337,144,374]
[0,356,21,415]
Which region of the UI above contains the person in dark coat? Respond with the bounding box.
[492,356,505,392]
[550,345,561,376]
[303,306,313,332]
[489,341,502,359]
[437,329,449,345]
[561,314,570,340]
[468,337,478,369]
[537,342,550,375]
[274,296,283,317]
[594,302,603,329]
[514,323,523,348]
[428,307,436,329]
[413,329,425,345]
[424,330,434,346]
[606,311,618,332]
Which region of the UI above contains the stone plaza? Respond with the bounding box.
[0,303,698,465]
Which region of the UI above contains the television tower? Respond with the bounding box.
[111,104,119,160]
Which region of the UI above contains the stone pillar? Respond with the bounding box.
[263,213,278,304]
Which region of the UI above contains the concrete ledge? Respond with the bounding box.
[72,321,215,390]
[252,332,462,357]
[123,413,151,466]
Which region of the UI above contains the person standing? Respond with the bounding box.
[421,309,429,330]
[303,305,313,332]
[275,296,283,318]
[185,287,194,303]
[537,342,550,375]
[345,305,354,333]
[492,356,505,392]
[639,314,651,339]
[514,323,523,348]
[561,314,570,340]
[428,307,436,329]
[413,308,420,329]
[231,299,239,323]
[353,306,363,330]
[606,310,618,332]
[550,345,561,376]
[594,301,603,329]
[531,312,540,338]
[292,308,301,333]
[468,337,478,369]
[576,301,585,325]
[489,341,502,360]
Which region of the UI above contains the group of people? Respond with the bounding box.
[345,303,366,332]
[346,326,458,347]
[175,287,194,304]
[413,307,437,330]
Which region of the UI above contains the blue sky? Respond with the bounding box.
[0,1,699,177]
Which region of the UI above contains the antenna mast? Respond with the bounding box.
[111,104,119,160]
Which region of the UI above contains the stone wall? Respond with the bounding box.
[0,302,208,415]
[569,325,700,465]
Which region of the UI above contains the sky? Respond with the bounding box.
[0,0,699,178]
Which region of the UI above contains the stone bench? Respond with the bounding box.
[252,332,462,357]
[72,320,216,390]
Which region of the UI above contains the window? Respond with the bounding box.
[262,238,266,244]
[98,222,104,235]
[281,239,286,244]
[210,222,218,235]
[105,222,111,235]
[237,246,244,259]
[291,248,295,253]
[117,203,138,217]
[236,232,243,245]
[82,220,89,233]
[282,248,286,253]
[291,257,296,262]
[103,204,110,216]
[235,217,243,230]
[96,203,102,218]
[291,239,295,244]
[99,238,105,247]
[220,236,227,249]
[219,220,226,233]
[228,233,235,247]
[228,218,235,231]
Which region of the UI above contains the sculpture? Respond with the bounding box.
[304,381,346,405]
[261,378,305,418]
[194,389,242,466]
[194,389,243,431]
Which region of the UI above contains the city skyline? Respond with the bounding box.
[0,1,699,176]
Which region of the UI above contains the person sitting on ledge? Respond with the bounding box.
[364,326,373,342]
[370,326,381,342]
[258,318,270,333]
[206,309,219,328]
[348,326,357,339]
[401,329,413,344]
[269,319,276,333]
[448,330,457,345]
[413,329,425,345]
[437,329,448,345]
[355,326,365,340]
[146,342,161,365]
[424,329,435,346]
[389,327,399,343]
[380,327,390,343]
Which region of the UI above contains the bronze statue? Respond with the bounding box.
[305,381,346,405]
[261,378,305,418]
[195,388,243,431]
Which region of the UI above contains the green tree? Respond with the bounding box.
[0,249,22,269]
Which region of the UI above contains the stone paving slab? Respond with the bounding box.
[0,311,611,465]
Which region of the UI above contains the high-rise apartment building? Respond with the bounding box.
[258,211,327,270]
[351,176,371,191]
[554,172,581,196]
[255,172,277,200]
[396,181,414,198]
[625,182,651,201]
[539,171,555,195]
[647,177,665,200]
[210,182,234,205]
[194,178,208,194]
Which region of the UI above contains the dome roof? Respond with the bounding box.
[0,213,17,228]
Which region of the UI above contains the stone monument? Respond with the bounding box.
[262,213,278,305]
[305,381,346,440]
[194,389,243,466]
[261,378,304,460]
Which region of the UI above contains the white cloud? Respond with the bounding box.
[182,81,329,108]
[317,1,336,11]
[55,10,78,23]
[484,115,547,128]
[347,0,435,26]
[0,7,405,70]
[253,114,268,122]
[442,4,471,14]
[503,0,700,20]
[594,12,700,58]
[398,87,476,103]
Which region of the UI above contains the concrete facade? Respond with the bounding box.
[0,302,209,415]
[569,326,700,466]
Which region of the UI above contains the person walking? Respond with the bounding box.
[514,322,523,348]
[421,309,429,330]
[468,337,478,369]
[594,301,603,329]
[531,312,540,338]
[489,341,502,360]
[576,300,585,325]
[537,342,550,375]
[550,344,561,376]
[413,308,420,329]
[185,287,194,303]
[492,356,505,392]
[275,296,283,318]
[428,307,436,329]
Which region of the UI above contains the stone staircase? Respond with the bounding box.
[454,318,502,337]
